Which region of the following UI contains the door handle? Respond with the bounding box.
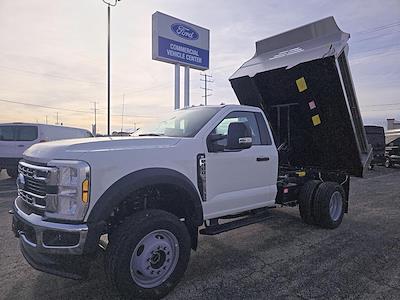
[17,145,25,147]
[256,156,270,162]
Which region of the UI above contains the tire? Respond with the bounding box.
[313,182,345,229]
[105,209,191,299]
[6,168,18,179]
[298,180,321,225]
[385,158,392,168]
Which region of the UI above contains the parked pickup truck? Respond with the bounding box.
[11,17,371,299]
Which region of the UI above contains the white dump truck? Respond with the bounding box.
[11,17,370,299]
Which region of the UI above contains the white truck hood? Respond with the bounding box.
[23,136,181,164]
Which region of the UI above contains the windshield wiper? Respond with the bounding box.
[138,133,164,136]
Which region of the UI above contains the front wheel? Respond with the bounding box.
[105,209,191,299]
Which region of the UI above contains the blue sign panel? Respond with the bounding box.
[158,36,209,69]
[152,12,210,70]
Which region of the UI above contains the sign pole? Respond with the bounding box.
[152,12,209,110]
[184,66,190,107]
[107,4,111,136]
[174,64,180,110]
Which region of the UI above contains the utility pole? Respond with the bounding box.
[200,73,213,105]
[102,0,121,136]
[56,112,59,125]
[45,115,48,125]
[92,102,98,135]
[121,94,125,133]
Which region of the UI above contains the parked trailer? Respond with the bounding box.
[364,125,385,168]
[385,129,400,167]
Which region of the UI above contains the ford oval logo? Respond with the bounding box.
[171,23,199,40]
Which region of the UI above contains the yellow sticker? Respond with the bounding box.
[312,114,321,126]
[296,171,306,177]
[296,77,307,92]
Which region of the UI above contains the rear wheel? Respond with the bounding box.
[105,209,191,299]
[6,168,18,179]
[313,182,345,229]
[298,180,321,225]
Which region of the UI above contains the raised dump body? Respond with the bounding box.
[229,16,371,177]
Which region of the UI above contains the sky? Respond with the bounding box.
[0,0,399,133]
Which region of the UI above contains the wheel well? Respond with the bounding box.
[106,183,199,250]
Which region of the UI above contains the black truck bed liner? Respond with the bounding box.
[229,17,371,177]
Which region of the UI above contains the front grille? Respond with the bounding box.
[19,190,46,209]
[17,161,57,213]
[24,176,46,197]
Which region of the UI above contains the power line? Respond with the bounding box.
[0,98,92,114]
[353,21,400,36]
[361,102,400,107]
[0,97,156,119]
[200,73,213,105]
[0,65,105,86]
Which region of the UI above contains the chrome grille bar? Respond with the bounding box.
[17,161,58,213]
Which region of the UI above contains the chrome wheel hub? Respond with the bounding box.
[329,191,343,221]
[130,230,179,288]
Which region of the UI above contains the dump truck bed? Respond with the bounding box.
[229,17,371,177]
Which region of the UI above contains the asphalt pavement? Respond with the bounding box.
[0,167,399,299]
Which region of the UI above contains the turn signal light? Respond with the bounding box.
[82,179,89,203]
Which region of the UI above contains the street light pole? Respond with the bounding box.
[107,4,110,136]
[102,0,120,136]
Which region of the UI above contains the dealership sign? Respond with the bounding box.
[152,12,210,70]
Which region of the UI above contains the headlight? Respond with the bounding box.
[46,160,90,221]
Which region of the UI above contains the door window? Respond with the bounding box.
[16,126,38,141]
[0,126,15,141]
[210,111,262,149]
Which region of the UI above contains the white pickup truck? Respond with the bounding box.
[11,17,371,299]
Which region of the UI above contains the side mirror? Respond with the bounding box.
[206,133,226,152]
[226,122,252,150]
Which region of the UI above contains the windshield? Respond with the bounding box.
[135,106,221,138]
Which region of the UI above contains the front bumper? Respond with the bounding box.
[12,196,98,279]
[12,196,88,254]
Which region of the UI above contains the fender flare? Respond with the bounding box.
[87,168,204,227]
